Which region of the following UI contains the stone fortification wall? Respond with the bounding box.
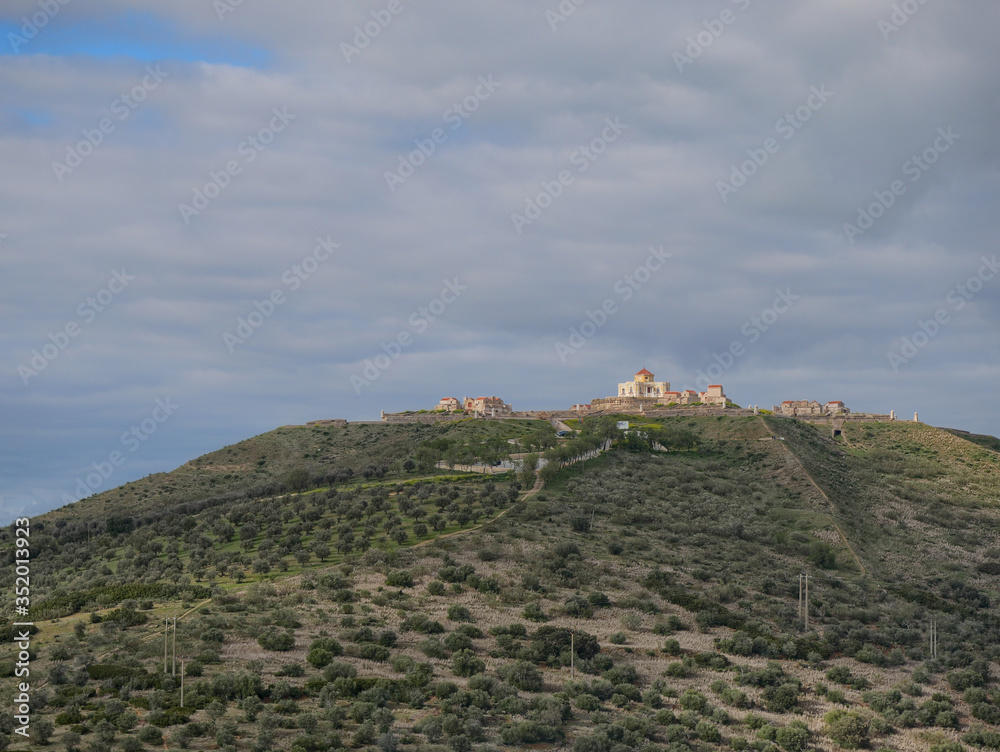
[379,408,906,425]
[381,413,470,424]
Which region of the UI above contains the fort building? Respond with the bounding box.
[434,395,512,417]
[591,369,727,410]
[773,399,850,417]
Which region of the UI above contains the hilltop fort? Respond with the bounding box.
[368,367,912,428]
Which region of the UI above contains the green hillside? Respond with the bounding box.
[3,415,1000,752]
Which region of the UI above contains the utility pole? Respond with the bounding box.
[798,574,803,622]
[180,660,186,707]
[163,619,169,673]
[929,619,938,659]
[803,573,810,631]
[172,617,177,676]
[571,632,575,680]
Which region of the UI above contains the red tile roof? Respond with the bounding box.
[635,368,653,376]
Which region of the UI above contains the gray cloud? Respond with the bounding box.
[2,0,998,522]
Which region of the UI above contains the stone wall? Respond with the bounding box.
[381,413,470,424]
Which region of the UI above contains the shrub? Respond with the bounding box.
[719,687,750,708]
[500,721,562,745]
[696,651,731,670]
[615,683,642,702]
[258,629,295,652]
[497,661,544,692]
[680,689,710,714]
[697,721,722,742]
[529,626,600,667]
[930,744,965,752]
[775,721,810,752]
[610,632,627,645]
[447,605,473,622]
[665,661,689,678]
[588,592,611,608]
[523,602,548,622]
[455,624,483,638]
[965,688,989,704]
[451,649,485,678]
[418,638,448,659]
[386,571,413,588]
[469,574,501,593]
[663,638,682,655]
[137,726,163,745]
[307,638,343,668]
[575,693,601,711]
[426,580,445,596]
[763,683,800,713]
[322,662,357,681]
[744,713,767,730]
[444,632,474,653]
[826,689,848,705]
[826,666,854,685]
[948,668,988,692]
[402,613,445,634]
[973,703,1000,724]
[962,727,1000,749]
[359,644,391,662]
[119,736,143,752]
[277,662,305,677]
[564,595,594,618]
[644,688,664,709]
[825,710,869,749]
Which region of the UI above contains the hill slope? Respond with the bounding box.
[2,415,1000,752]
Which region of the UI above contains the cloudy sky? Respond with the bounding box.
[2,0,998,523]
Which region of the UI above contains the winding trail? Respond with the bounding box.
[411,473,544,549]
[759,416,867,576]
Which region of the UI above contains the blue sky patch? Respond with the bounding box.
[1,10,270,67]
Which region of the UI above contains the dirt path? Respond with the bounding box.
[412,473,544,549]
[759,417,867,576]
